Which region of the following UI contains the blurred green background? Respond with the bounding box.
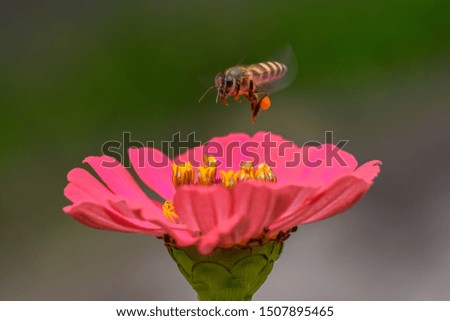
[1,0,449,299]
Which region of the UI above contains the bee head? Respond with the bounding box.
[215,73,235,102]
[214,73,225,103]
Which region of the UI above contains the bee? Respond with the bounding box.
[199,61,288,123]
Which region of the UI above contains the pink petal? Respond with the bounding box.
[196,214,243,255]
[65,166,163,221]
[354,160,382,183]
[173,184,232,232]
[128,147,175,200]
[173,184,238,254]
[64,201,164,235]
[83,156,146,200]
[229,181,317,241]
[64,168,117,207]
[250,135,359,187]
[147,218,199,248]
[175,133,253,171]
[250,132,303,184]
[211,132,259,172]
[109,199,162,222]
[295,144,358,188]
[83,156,163,217]
[173,181,318,255]
[270,175,371,232]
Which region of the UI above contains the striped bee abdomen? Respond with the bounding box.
[248,61,287,84]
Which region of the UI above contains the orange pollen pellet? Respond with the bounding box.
[260,96,271,110]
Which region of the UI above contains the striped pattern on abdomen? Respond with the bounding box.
[248,61,287,84]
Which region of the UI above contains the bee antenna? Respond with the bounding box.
[198,86,216,103]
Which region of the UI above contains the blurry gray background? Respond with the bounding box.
[1,0,449,300]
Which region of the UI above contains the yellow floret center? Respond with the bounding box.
[163,156,278,230]
[170,155,277,188]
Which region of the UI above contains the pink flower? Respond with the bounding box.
[64,132,381,255]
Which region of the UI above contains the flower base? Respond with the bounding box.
[166,240,283,301]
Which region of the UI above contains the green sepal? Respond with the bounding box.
[166,240,283,301]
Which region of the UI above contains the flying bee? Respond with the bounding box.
[199,61,289,123]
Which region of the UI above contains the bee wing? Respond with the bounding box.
[257,44,298,95]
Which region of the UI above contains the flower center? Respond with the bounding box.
[170,155,277,189]
[162,156,277,222]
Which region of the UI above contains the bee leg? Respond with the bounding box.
[250,95,271,123]
[246,80,261,123]
[244,94,258,108]
[220,96,229,106]
[249,80,255,95]
[251,100,261,124]
[247,80,259,104]
[234,82,241,102]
